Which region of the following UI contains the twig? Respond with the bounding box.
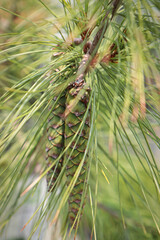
[89,0,122,56]
[75,53,90,83]
[75,0,122,83]
[88,11,109,56]
[111,0,122,20]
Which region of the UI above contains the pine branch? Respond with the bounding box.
[75,0,122,83]
[1,1,160,238]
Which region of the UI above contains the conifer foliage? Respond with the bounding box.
[0,0,160,239]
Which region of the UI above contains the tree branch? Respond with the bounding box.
[75,0,122,83]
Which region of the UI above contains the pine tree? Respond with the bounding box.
[0,0,160,239]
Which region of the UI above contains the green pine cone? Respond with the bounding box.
[65,82,90,228]
[46,93,65,191]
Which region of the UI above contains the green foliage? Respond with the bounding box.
[0,0,160,239]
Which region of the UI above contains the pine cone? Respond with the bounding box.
[65,81,90,228]
[46,93,65,191]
